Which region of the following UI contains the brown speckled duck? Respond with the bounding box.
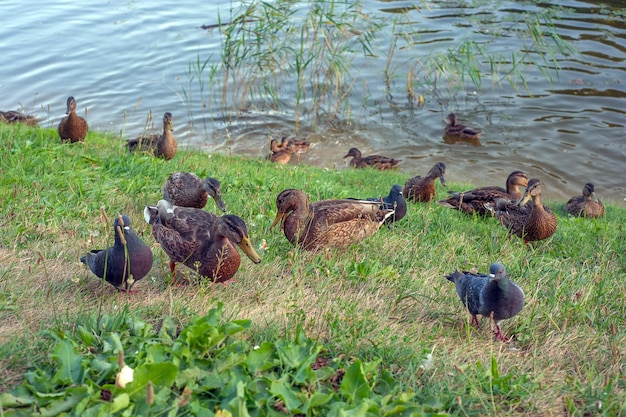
[271,189,394,251]
[565,183,604,218]
[127,112,177,160]
[162,172,226,211]
[444,113,481,141]
[281,136,311,155]
[144,200,261,283]
[58,96,88,142]
[0,110,38,126]
[495,179,557,243]
[403,162,447,202]
[438,170,529,216]
[269,138,292,164]
[343,147,401,170]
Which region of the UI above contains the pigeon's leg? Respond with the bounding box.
[471,315,481,327]
[493,323,510,343]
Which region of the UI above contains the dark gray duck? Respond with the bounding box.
[445,262,524,342]
[81,214,153,291]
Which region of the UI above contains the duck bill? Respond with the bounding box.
[591,191,600,203]
[238,236,262,264]
[270,212,285,229]
[517,193,532,207]
[214,194,227,212]
[440,176,446,187]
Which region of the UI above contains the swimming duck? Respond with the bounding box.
[269,138,292,164]
[565,183,604,218]
[343,147,401,170]
[438,170,529,216]
[126,112,177,160]
[445,263,524,342]
[0,110,38,126]
[162,172,226,212]
[80,214,153,291]
[281,136,311,155]
[495,178,557,243]
[58,96,89,143]
[271,189,394,251]
[362,184,407,224]
[144,200,261,283]
[403,162,447,202]
[444,113,481,141]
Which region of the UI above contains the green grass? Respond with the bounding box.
[1,123,625,416]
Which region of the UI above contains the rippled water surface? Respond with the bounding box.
[2,0,625,202]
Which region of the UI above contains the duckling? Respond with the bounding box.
[444,113,482,141]
[162,172,226,211]
[495,179,557,243]
[144,200,261,283]
[438,170,529,216]
[281,136,311,155]
[127,112,177,160]
[58,96,88,142]
[343,147,401,170]
[269,138,292,164]
[565,183,604,218]
[403,162,447,202]
[271,189,394,251]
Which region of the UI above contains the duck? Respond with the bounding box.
[403,162,447,202]
[58,96,88,143]
[269,138,292,164]
[445,262,524,342]
[343,147,401,170]
[362,184,407,224]
[126,112,177,160]
[80,214,153,291]
[494,178,557,243]
[444,113,481,141]
[270,189,394,251]
[281,136,311,155]
[565,183,604,218]
[438,170,529,216]
[0,110,38,126]
[144,200,261,283]
[162,172,226,212]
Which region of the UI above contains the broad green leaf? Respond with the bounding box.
[126,363,178,399]
[111,393,131,413]
[245,342,277,372]
[1,387,36,408]
[340,360,372,403]
[270,378,302,411]
[32,386,89,417]
[51,339,83,385]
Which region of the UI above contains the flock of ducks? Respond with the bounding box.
[2,99,607,341]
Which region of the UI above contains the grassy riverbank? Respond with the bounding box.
[0,123,625,416]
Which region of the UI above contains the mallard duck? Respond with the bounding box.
[444,113,481,141]
[270,189,394,251]
[565,183,604,218]
[403,162,447,202]
[126,112,177,160]
[0,110,38,126]
[362,184,407,224]
[80,214,153,291]
[438,170,529,216]
[495,178,557,243]
[445,263,524,342]
[269,138,292,164]
[343,147,401,170]
[281,136,311,154]
[162,172,226,212]
[58,96,88,143]
[144,200,261,283]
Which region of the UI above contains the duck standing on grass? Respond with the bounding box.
[144,200,261,284]
[81,214,153,292]
[58,96,88,143]
[403,162,446,203]
[343,147,401,170]
[565,183,604,218]
[445,263,524,342]
[271,189,395,251]
[162,172,226,212]
[438,170,529,216]
[126,112,177,160]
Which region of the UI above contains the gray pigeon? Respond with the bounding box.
[366,184,407,224]
[445,263,524,342]
[81,214,153,291]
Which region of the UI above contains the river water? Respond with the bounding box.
[2,0,624,202]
